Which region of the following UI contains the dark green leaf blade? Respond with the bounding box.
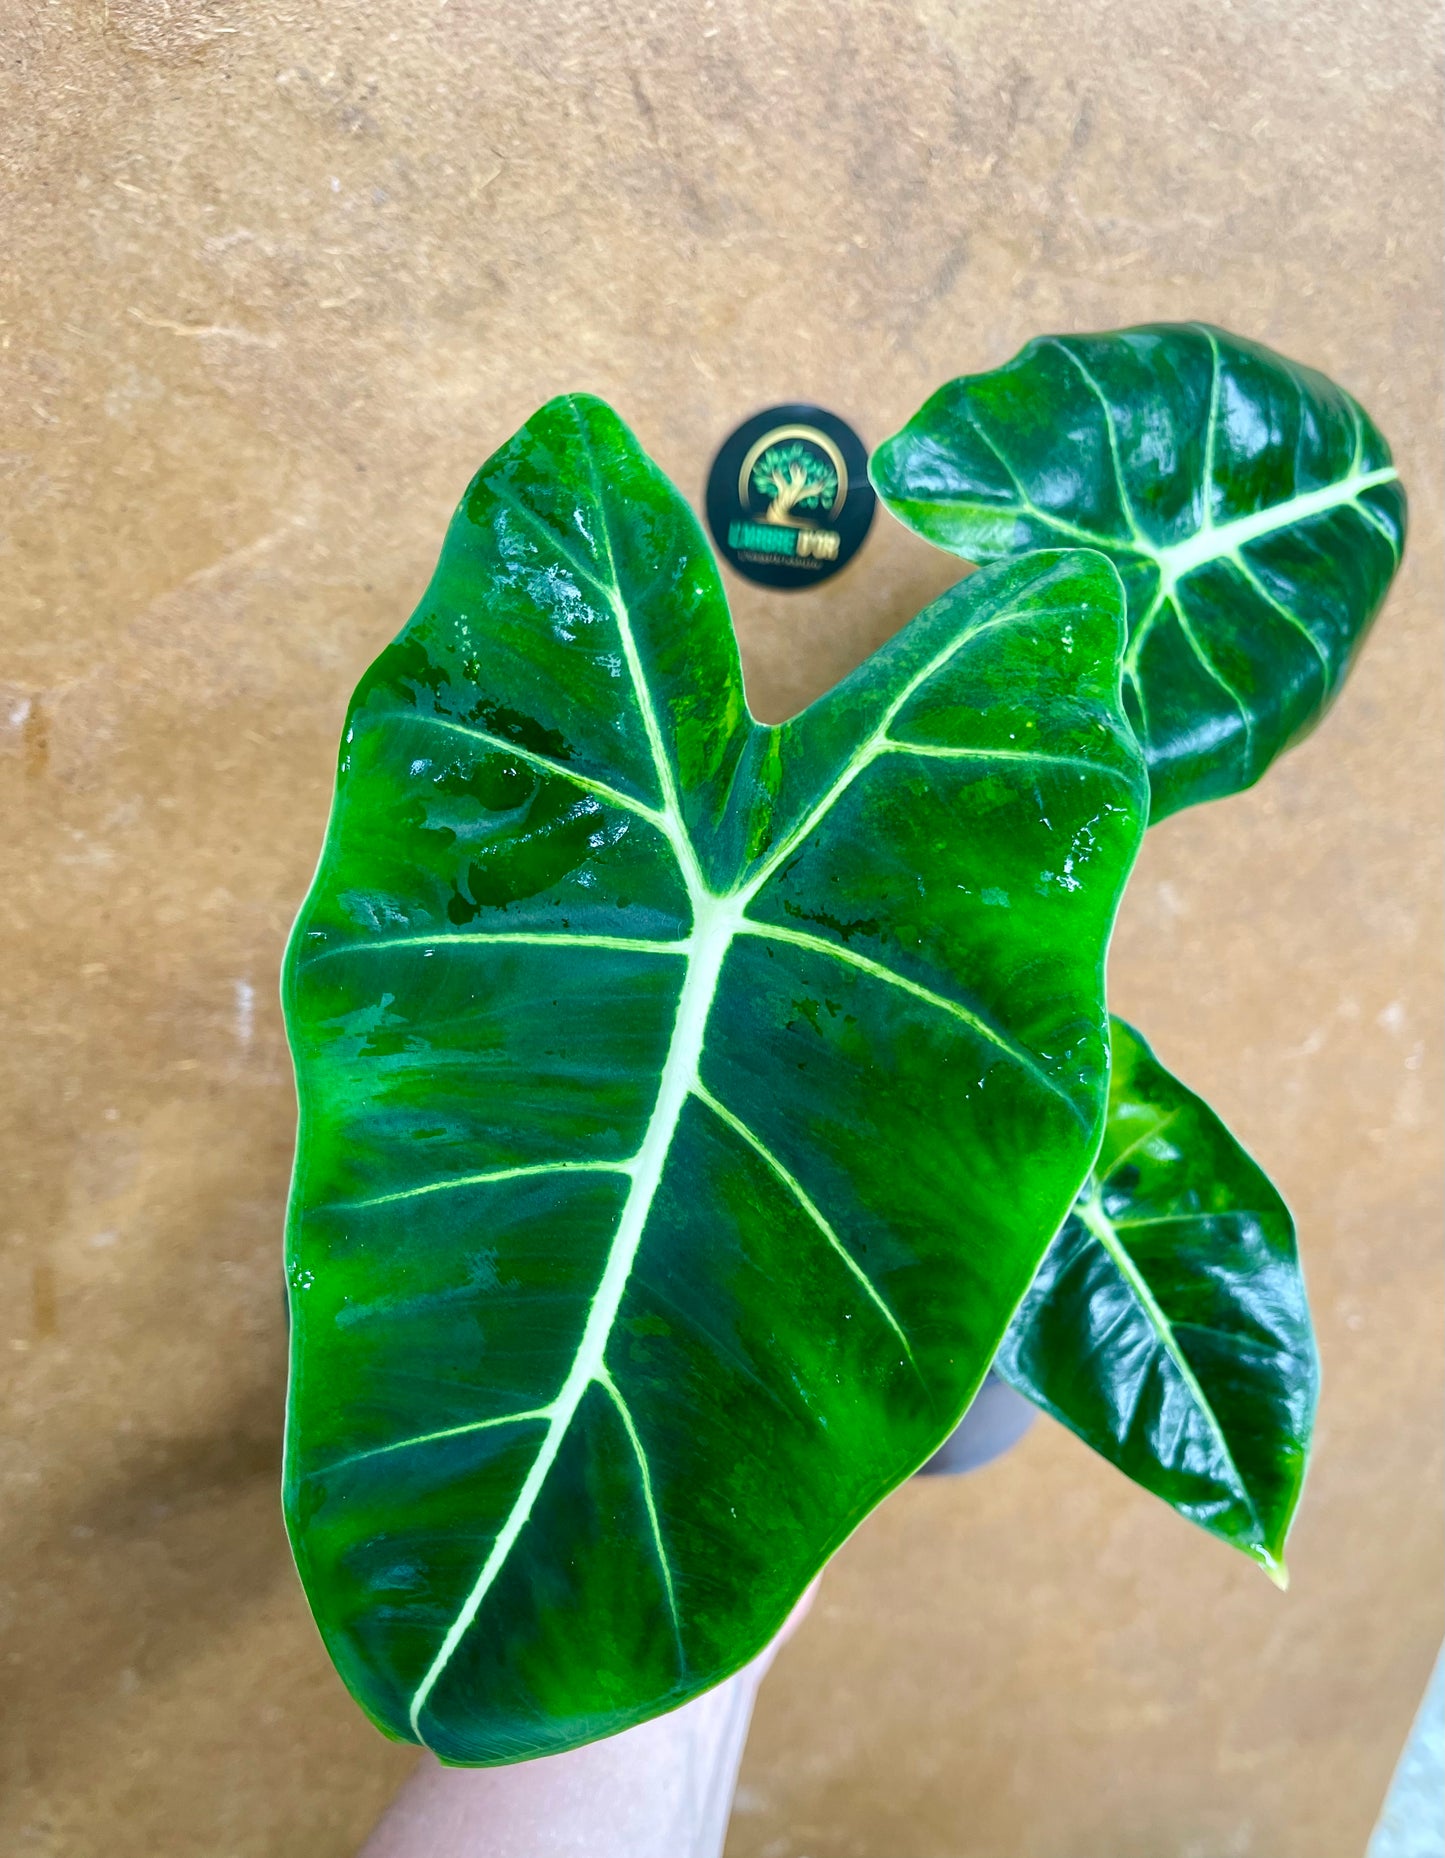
[871,323,1406,819]
[283,396,1148,1763]
[995,1018,1318,1582]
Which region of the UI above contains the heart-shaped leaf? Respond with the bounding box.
[994,1018,1317,1582]
[282,395,1148,1763]
[871,323,1406,820]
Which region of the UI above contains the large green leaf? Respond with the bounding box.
[871,323,1406,820]
[282,395,1147,1763]
[995,1019,1317,1582]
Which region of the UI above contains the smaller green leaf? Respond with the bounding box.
[995,1019,1317,1582]
[871,323,1407,820]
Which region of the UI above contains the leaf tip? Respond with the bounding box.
[1255,1547,1290,1591]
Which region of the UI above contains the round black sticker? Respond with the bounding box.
[705,403,875,590]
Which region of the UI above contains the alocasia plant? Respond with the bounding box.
[996,1018,1317,1584]
[871,323,1406,820]
[282,332,1402,1769]
[282,395,1148,1761]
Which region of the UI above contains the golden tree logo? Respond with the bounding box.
[750,439,840,528]
[709,407,871,585]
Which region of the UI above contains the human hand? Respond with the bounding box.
[358,1580,819,1858]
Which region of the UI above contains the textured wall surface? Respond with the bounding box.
[1,2,1440,1854]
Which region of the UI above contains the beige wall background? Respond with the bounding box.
[2,2,1441,1853]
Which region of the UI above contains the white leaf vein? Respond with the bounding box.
[691,1080,918,1369]
[1076,1191,1261,1533]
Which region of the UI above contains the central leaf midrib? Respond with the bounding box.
[1075,1189,1261,1533]
[918,453,1395,591]
[1153,466,1398,583]
[405,899,736,1738]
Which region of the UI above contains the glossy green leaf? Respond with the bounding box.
[995,1018,1317,1582]
[282,395,1148,1763]
[871,323,1407,820]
